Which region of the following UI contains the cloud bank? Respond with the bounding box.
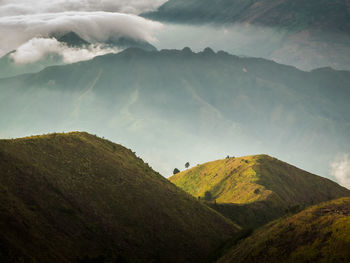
[10,37,119,64]
[0,0,167,16]
[330,154,350,189]
[0,11,162,57]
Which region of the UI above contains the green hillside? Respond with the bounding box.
[217,197,350,263]
[0,132,238,263]
[170,155,350,227]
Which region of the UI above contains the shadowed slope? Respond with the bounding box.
[217,197,350,263]
[0,132,238,263]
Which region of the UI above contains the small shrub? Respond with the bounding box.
[204,191,213,201]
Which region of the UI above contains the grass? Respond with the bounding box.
[217,197,350,263]
[170,155,350,228]
[0,132,239,263]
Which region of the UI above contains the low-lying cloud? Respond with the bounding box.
[10,37,119,64]
[0,11,163,57]
[330,154,350,189]
[0,0,167,16]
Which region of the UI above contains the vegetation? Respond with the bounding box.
[217,197,350,263]
[173,168,180,174]
[204,191,213,201]
[170,155,350,228]
[0,132,239,263]
[185,162,190,169]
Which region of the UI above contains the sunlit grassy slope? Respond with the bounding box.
[0,132,238,263]
[217,197,350,263]
[170,155,350,227]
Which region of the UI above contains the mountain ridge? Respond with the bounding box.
[1,47,349,179]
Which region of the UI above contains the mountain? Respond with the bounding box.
[145,0,350,34]
[0,48,350,180]
[144,0,350,70]
[169,155,350,227]
[217,197,350,263]
[0,32,156,78]
[0,51,63,79]
[56,32,90,47]
[0,132,238,263]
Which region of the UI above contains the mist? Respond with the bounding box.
[331,154,350,189]
[0,0,167,16]
[154,23,350,71]
[0,11,162,57]
[10,37,119,64]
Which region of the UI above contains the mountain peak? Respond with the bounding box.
[57,32,90,47]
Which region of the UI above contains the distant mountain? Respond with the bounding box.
[0,48,349,179]
[56,32,90,47]
[0,51,63,79]
[145,0,350,34]
[217,197,350,263]
[0,132,238,263]
[170,155,350,227]
[144,0,350,70]
[0,32,156,78]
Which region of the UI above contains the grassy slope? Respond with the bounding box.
[0,132,238,263]
[217,197,350,263]
[170,155,350,227]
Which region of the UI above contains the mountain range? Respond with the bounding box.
[144,0,350,70]
[1,47,349,179]
[145,0,350,34]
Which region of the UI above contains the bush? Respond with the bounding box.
[204,191,212,201]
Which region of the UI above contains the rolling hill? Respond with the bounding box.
[0,132,238,263]
[0,47,349,179]
[169,155,350,227]
[217,197,350,263]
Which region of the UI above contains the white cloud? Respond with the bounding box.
[0,0,167,16]
[330,154,350,189]
[0,11,163,57]
[10,37,119,64]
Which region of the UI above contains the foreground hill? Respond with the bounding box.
[1,48,350,179]
[170,155,350,227]
[217,197,350,263]
[0,132,238,263]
